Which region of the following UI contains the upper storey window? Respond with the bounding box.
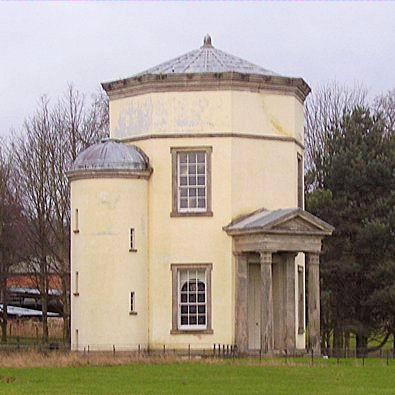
[171,147,213,217]
[178,152,206,211]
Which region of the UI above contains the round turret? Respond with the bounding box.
[69,139,151,351]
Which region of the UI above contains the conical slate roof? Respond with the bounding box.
[134,34,279,77]
[102,35,310,103]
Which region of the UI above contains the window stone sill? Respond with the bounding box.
[170,329,213,335]
[129,311,138,316]
[170,211,213,218]
[73,292,79,297]
[129,248,138,252]
[73,230,79,234]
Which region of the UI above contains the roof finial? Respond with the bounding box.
[203,34,213,48]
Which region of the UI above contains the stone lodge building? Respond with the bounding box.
[68,35,333,354]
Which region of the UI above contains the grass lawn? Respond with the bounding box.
[0,358,394,394]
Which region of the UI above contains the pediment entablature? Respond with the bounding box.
[224,208,334,237]
[265,212,333,236]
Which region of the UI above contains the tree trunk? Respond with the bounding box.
[41,295,48,343]
[0,273,7,343]
[61,279,70,345]
[332,326,343,357]
[344,331,350,350]
[40,256,49,344]
[356,333,368,357]
[322,328,331,354]
[0,254,7,343]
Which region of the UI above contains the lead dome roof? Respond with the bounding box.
[70,138,150,172]
[133,34,280,77]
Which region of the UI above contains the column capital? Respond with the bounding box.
[258,250,274,264]
[306,252,320,266]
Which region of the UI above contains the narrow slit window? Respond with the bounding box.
[75,329,79,349]
[130,292,135,313]
[74,271,79,296]
[129,228,136,251]
[73,209,79,233]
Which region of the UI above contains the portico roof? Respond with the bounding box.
[224,208,334,237]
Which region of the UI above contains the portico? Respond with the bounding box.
[224,208,333,355]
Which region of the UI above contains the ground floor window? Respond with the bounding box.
[171,263,213,333]
[179,269,206,328]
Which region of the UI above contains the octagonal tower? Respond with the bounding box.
[71,35,316,353]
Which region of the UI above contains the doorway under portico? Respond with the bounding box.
[246,252,303,352]
[224,208,334,355]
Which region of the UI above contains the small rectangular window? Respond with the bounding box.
[73,271,79,296]
[298,265,304,334]
[129,292,137,315]
[129,228,137,252]
[73,209,79,233]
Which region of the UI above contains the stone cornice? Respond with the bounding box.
[67,168,153,182]
[118,132,304,150]
[225,228,333,237]
[102,72,311,104]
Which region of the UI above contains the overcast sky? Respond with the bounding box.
[1,2,394,135]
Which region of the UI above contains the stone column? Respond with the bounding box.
[260,251,274,354]
[234,252,248,353]
[306,252,321,354]
[284,253,297,351]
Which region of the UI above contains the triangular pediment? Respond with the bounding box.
[271,216,322,232]
[224,208,334,236]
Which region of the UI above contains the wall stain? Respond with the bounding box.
[270,117,292,138]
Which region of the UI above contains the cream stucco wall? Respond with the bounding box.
[71,86,307,350]
[110,90,304,144]
[230,137,302,218]
[71,178,148,350]
[133,133,304,349]
[110,91,232,138]
[135,137,233,348]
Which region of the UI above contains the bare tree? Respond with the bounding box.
[46,85,108,342]
[13,98,54,343]
[374,89,395,134]
[0,145,24,342]
[12,85,108,344]
[304,81,367,188]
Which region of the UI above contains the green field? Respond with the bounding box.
[0,359,395,394]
